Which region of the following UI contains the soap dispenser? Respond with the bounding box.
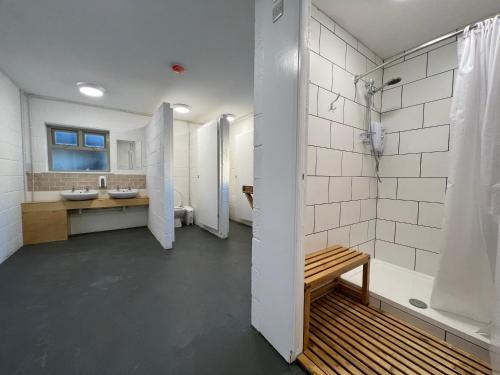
[98,176,107,189]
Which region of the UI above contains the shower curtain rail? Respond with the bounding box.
[354,13,499,84]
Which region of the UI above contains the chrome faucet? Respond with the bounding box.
[71,186,75,192]
[116,185,120,191]
[84,186,89,192]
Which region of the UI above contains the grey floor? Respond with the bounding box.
[0,222,305,375]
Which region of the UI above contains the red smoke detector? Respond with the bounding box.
[171,64,186,74]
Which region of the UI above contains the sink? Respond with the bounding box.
[61,190,99,201]
[108,189,139,199]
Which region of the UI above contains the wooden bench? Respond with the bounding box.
[242,185,253,208]
[304,245,370,350]
[298,292,492,374]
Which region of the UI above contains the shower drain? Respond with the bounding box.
[409,298,428,309]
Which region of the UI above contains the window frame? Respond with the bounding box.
[46,124,111,172]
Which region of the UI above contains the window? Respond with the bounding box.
[47,125,110,171]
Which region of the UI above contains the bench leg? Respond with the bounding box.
[303,285,312,350]
[361,261,370,305]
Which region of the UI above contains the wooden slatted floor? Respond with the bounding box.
[298,292,492,375]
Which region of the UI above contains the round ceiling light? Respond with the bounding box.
[225,114,236,122]
[173,103,191,114]
[77,82,105,98]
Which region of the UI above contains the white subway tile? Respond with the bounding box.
[421,152,449,178]
[418,202,445,228]
[357,42,376,63]
[360,199,376,221]
[368,220,376,240]
[352,128,367,153]
[369,177,378,198]
[341,152,362,176]
[415,249,441,276]
[395,222,443,252]
[305,205,314,234]
[305,231,328,254]
[352,177,370,199]
[397,178,447,203]
[376,219,396,242]
[309,18,320,54]
[329,177,351,202]
[382,133,400,155]
[327,226,350,247]
[311,6,335,33]
[308,84,318,115]
[316,148,342,176]
[402,71,453,107]
[332,65,355,100]
[331,122,354,151]
[375,240,415,269]
[346,45,366,76]
[306,176,329,204]
[378,178,397,198]
[335,24,357,49]
[344,99,365,129]
[350,221,369,246]
[318,88,345,123]
[340,200,361,226]
[381,105,423,132]
[378,154,421,177]
[358,240,375,257]
[405,38,455,60]
[381,86,402,112]
[308,115,331,148]
[383,54,427,87]
[399,125,449,154]
[315,202,341,231]
[310,51,332,90]
[423,98,452,127]
[320,26,346,68]
[378,199,418,223]
[361,154,376,177]
[307,146,316,175]
[427,42,458,76]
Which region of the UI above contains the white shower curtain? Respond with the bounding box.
[430,16,500,326]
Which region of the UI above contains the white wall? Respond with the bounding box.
[189,122,202,222]
[376,38,457,276]
[27,96,150,175]
[252,0,307,361]
[229,114,253,224]
[146,103,174,249]
[173,120,190,207]
[305,6,382,257]
[0,71,24,263]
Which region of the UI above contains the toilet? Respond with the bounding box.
[174,190,193,227]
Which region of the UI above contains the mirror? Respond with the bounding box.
[117,140,142,170]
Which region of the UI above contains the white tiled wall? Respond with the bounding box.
[305,6,382,255]
[0,71,23,263]
[173,120,190,206]
[376,38,457,275]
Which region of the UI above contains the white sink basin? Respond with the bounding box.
[108,189,138,199]
[60,190,99,201]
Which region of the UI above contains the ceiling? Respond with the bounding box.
[0,0,254,122]
[313,0,499,59]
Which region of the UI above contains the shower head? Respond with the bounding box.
[385,77,402,86]
[368,77,402,94]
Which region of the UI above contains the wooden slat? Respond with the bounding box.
[305,254,369,287]
[305,246,344,264]
[298,292,492,375]
[305,246,349,266]
[332,294,491,374]
[305,248,354,272]
[22,197,149,212]
[297,353,328,375]
[316,300,456,375]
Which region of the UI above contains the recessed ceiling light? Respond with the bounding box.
[77,82,105,98]
[173,103,191,114]
[225,114,236,122]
